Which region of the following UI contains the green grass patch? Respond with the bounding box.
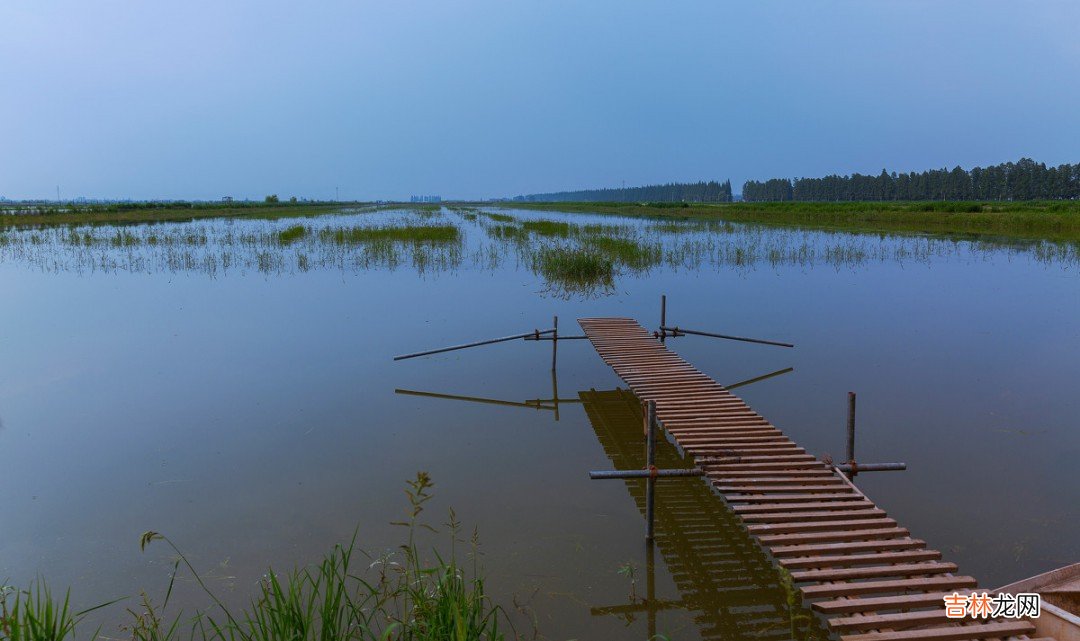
[485,223,528,243]
[1,474,515,641]
[479,212,514,223]
[276,225,307,245]
[583,236,662,270]
[503,200,1080,242]
[521,220,574,237]
[319,224,460,245]
[533,247,615,294]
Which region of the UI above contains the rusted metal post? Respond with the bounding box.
[550,367,560,422]
[394,328,554,360]
[836,462,905,473]
[551,315,558,372]
[846,388,855,468]
[645,400,657,542]
[646,539,657,639]
[660,295,667,343]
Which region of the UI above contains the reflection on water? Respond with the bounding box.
[581,388,826,641]
[394,381,828,641]
[2,205,1077,639]
[1,206,1076,298]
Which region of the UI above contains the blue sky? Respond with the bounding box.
[2,1,1078,201]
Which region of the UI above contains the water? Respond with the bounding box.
[1,207,1077,640]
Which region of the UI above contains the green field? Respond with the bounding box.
[0,202,438,228]
[503,200,1080,242]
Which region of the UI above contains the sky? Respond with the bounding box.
[2,1,1079,201]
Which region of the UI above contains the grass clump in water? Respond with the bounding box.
[533,247,615,296]
[521,220,574,237]
[479,212,514,223]
[583,236,662,270]
[485,224,528,243]
[319,224,460,245]
[277,225,307,245]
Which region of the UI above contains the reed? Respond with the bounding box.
[0,474,513,641]
[319,225,460,245]
[276,225,307,245]
[532,247,615,294]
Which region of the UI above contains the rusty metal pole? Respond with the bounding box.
[645,400,657,542]
[551,315,558,372]
[660,295,667,343]
[646,539,656,639]
[551,367,560,422]
[846,391,857,476]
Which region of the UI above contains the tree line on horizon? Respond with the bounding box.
[516,158,1079,203]
[516,180,733,203]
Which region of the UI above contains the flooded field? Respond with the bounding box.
[1,206,1077,640]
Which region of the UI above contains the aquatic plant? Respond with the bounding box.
[319,224,460,245]
[520,220,573,237]
[532,247,615,296]
[0,581,117,641]
[478,212,514,223]
[583,236,662,270]
[276,225,307,245]
[1,474,514,641]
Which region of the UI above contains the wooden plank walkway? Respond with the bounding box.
[579,317,1047,641]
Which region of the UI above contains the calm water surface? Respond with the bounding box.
[1,207,1077,640]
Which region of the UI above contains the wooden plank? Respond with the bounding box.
[771,538,928,558]
[722,492,864,503]
[801,575,978,599]
[732,500,877,513]
[791,561,958,582]
[717,477,847,488]
[779,549,941,569]
[748,517,896,534]
[812,591,970,615]
[720,484,864,494]
[758,526,910,546]
[839,620,1033,641]
[707,461,828,471]
[829,609,952,632]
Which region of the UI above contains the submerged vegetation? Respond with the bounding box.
[319,224,460,245]
[0,474,514,641]
[533,247,615,294]
[0,205,1076,296]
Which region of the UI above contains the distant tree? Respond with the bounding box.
[289,196,298,203]
[738,157,1079,202]
[265,194,279,203]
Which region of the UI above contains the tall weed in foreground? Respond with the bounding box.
[0,582,117,641]
[3,473,513,641]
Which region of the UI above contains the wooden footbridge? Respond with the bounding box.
[579,317,1048,641]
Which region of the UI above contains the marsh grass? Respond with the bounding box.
[582,236,662,270]
[520,220,573,237]
[0,581,118,641]
[478,212,513,224]
[276,225,307,245]
[484,224,528,243]
[319,225,460,245]
[532,247,615,296]
[0,207,1075,289]
[509,200,1080,242]
[2,474,512,641]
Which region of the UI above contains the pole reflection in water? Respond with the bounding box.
[582,388,827,641]
[393,369,825,640]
